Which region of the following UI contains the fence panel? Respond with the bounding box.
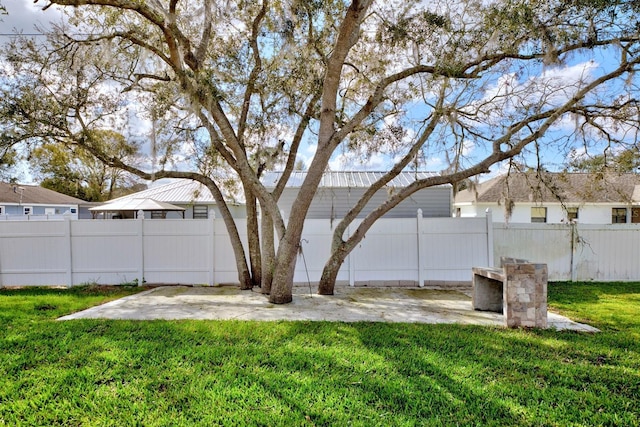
[294,219,336,283]
[71,220,140,285]
[421,217,489,282]
[575,225,640,281]
[143,219,211,285]
[212,218,248,284]
[352,218,419,283]
[0,221,68,285]
[493,223,574,281]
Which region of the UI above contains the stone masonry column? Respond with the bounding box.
[503,263,548,328]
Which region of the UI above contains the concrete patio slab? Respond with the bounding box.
[58,285,599,332]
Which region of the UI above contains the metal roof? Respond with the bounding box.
[262,171,443,188]
[109,180,215,204]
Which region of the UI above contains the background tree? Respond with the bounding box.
[30,130,143,201]
[568,146,640,173]
[1,0,638,303]
[0,146,17,181]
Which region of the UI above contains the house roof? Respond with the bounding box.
[0,182,88,205]
[108,180,216,204]
[261,171,444,188]
[90,198,185,212]
[455,172,640,204]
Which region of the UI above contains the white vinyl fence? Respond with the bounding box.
[295,212,491,286]
[0,212,639,287]
[493,223,640,281]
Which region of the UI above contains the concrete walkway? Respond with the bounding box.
[59,285,599,332]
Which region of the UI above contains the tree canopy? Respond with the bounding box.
[30,130,143,201]
[1,0,638,303]
[568,147,640,173]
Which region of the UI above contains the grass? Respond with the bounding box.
[0,282,638,426]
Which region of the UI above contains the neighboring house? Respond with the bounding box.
[0,182,90,219]
[262,171,452,219]
[454,172,640,224]
[92,179,246,219]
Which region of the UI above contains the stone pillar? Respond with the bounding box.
[503,263,548,328]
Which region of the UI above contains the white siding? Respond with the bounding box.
[280,186,451,219]
[459,202,630,224]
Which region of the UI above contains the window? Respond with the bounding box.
[531,207,547,223]
[0,206,4,215]
[612,208,627,224]
[151,211,166,219]
[567,207,579,222]
[193,205,208,219]
[632,208,640,224]
[45,208,55,215]
[23,206,32,215]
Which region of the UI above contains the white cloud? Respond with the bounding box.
[329,151,387,171]
[0,1,62,35]
[461,139,475,156]
[423,156,445,170]
[469,61,600,125]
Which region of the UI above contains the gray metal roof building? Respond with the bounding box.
[263,171,452,219]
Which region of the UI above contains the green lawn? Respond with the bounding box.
[0,283,638,427]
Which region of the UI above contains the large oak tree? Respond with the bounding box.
[1,0,638,302]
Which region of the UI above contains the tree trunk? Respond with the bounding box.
[317,247,349,295]
[268,149,331,303]
[244,187,261,290]
[268,234,298,304]
[266,1,374,304]
[260,210,275,294]
[200,178,252,290]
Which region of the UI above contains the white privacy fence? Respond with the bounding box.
[294,213,491,286]
[493,223,640,282]
[0,213,638,287]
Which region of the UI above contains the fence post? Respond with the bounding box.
[64,212,73,287]
[209,209,216,286]
[137,210,145,286]
[417,209,425,287]
[485,208,494,267]
[570,222,578,282]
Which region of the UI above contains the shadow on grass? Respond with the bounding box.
[1,285,639,425]
[2,318,639,426]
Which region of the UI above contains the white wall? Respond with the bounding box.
[458,202,628,224]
